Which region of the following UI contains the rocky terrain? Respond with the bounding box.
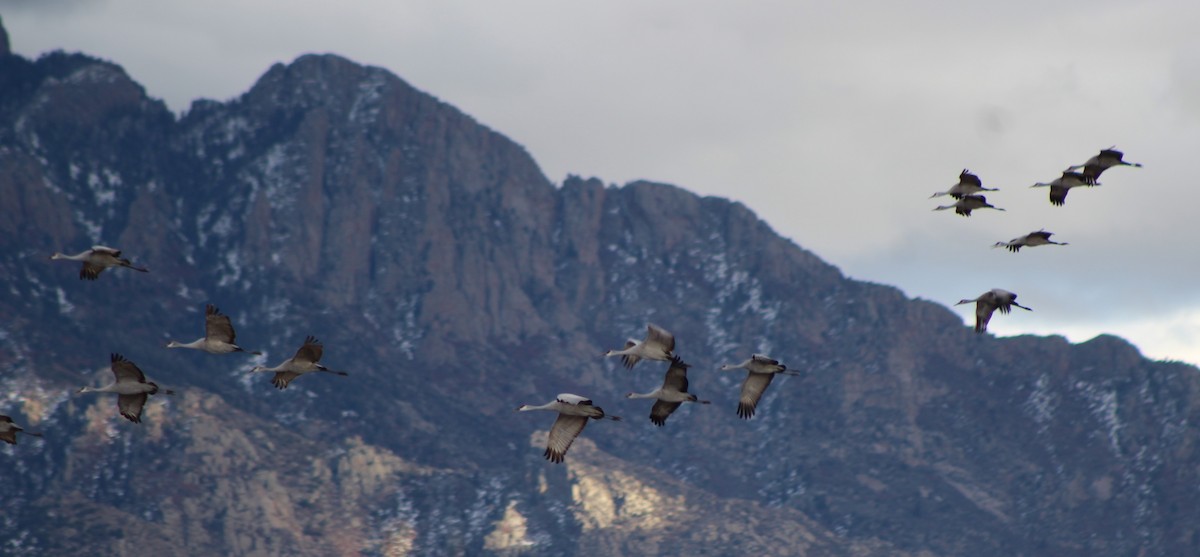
[1,18,1198,556]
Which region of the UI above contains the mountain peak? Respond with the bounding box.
[0,15,9,57]
[240,52,413,115]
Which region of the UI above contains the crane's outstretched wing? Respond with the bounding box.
[110,353,148,383]
[205,305,238,343]
[545,414,588,463]
[975,302,996,333]
[646,323,675,354]
[737,372,775,419]
[959,169,981,187]
[649,400,682,427]
[662,357,690,392]
[272,372,302,390]
[80,262,106,280]
[1048,185,1070,206]
[294,336,324,364]
[118,393,148,423]
[620,340,640,370]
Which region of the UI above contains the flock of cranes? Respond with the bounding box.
[6,146,1142,464]
[13,250,350,430]
[936,147,1142,334]
[31,243,799,465]
[519,323,797,463]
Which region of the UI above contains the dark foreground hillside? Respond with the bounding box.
[1,19,1197,556]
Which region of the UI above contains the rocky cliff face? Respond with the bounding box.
[1,21,1198,557]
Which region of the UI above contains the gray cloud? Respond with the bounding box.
[0,0,98,13]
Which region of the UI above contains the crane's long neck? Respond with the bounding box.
[168,338,206,349]
[52,251,89,261]
[720,359,752,371]
[605,343,638,357]
[518,402,558,412]
[79,384,118,394]
[250,362,288,373]
[626,389,661,400]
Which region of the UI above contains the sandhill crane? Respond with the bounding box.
[0,415,42,445]
[49,245,148,280]
[1068,147,1142,184]
[933,195,1005,217]
[249,335,347,389]
[1030,170,1095,206]
[517,393,621,463]
[955,288,1032,334]
[993,230,1069,253]
[625,356,711,426]
[930,169,998,199]
[604,323,675,370]
[719,354,799,419]
[167,304,261,355]
[78,354,175,423]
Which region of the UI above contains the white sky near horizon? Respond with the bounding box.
[4,1,1199,365]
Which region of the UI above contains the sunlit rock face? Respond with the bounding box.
[2,19,1199,557]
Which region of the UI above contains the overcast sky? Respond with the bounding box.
[4,1,1199,364]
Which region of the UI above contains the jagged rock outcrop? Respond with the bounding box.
[1,19,1198,556]
[0,16,8,58]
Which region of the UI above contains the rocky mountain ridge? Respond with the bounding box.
[1,19,1198,556]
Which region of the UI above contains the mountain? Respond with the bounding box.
[1,19,1198,556]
